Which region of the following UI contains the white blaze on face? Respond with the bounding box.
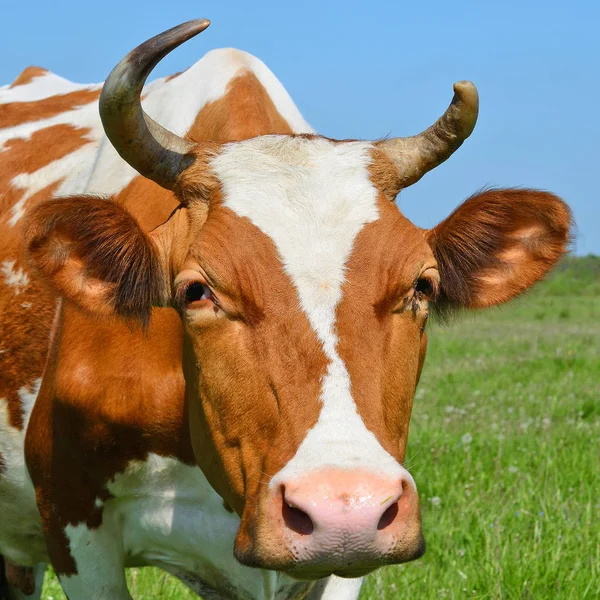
[211,136,409,486]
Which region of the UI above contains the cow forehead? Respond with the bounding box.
[209,134,381,296]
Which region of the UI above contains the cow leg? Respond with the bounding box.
[0,558,45,600]
[306,576,363,600]
[54,524,131,600]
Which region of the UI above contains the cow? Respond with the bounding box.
[0,18,571,600]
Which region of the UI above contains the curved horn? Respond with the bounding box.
[377,81,479,189]
[99,19,211,190]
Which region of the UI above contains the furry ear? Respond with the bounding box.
[426,188,572,311]
[23,196,167,326]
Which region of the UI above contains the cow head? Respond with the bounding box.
[24,20,571,580]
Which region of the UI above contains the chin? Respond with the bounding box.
[284,565,378,581]
[235,532,426,581]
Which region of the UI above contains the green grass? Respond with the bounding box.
[41,257,600,599]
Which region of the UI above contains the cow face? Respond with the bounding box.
[166,136,432,576]
[23,20,572,581]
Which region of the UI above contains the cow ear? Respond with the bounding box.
[426,188,572,311]
[23,196,168,326]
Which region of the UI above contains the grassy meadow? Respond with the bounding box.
[42,256,599,599]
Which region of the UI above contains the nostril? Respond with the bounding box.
[281,488,314,535]
[282,501,314,535]
[377,501,399,531]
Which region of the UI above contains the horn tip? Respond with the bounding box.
[178,18,211,38]
[191,18,211,31]
[452,80,479,106]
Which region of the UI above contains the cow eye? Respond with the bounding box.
[414,277,436,299]
[185,282,215,305]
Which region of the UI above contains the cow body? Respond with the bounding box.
[0,49,361,599]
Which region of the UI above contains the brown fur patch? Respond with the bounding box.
[426,188,572,311]
[113,175,181,231]
[3,560,35,595]
[368,147,403,200]
[9,66,48,88]
[0,182,63,430]
[175,145,221,205]
[0,277,56,429]
[0,88,100,129]
[25,305,191,574]
[186,71,293,142]
[337,192,434,463]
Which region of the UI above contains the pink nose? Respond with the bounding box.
[278,469,417,566]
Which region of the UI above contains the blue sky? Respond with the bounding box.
[2,0,598,254]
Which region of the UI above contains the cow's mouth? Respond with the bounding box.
[235,528,427,581]
[280,534,426,580]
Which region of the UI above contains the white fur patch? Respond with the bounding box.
[1,260,30,294]
[0,379,47,566]
[211,136,412,486]
[17,379,40,431]
[62,453,309,600]
[307,576,364,600]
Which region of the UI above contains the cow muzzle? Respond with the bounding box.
[234,468,425,579]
